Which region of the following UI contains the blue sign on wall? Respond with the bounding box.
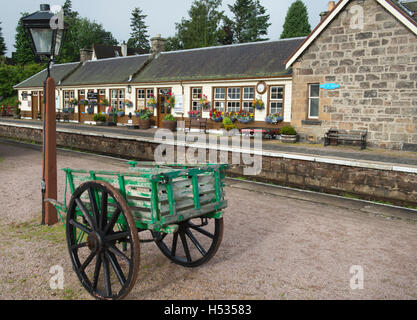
[320,83,340,90]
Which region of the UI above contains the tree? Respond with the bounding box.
[56,0,80,63]
[0,22,6,56]
[75,18,118,52]
[127,8,150,52]
[174,0,225,49]
[218,16,234,45]
[228,0,270,43]
[13,12,35,65]
[280,0,311,39]
[165,36,183,52]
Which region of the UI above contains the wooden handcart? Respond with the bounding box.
[47,162,228,300]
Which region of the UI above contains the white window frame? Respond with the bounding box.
[269,86,284,115]
[308,84,320,119]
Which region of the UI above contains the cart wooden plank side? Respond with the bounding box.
[47,162,228,300]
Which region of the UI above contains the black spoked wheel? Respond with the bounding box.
[153,217,223,268]
[66,181,140,300]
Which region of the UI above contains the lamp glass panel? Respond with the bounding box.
[30,28,53,55]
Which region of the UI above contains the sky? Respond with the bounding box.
[0,0,326,57]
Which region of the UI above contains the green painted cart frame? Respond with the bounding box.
[48,162,228,300]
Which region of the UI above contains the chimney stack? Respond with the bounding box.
[151,34,167,55]
[319,1,336,22]
[121,41,128,57]
[80,48,93,62]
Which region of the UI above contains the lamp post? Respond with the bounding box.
[22,4,65,226]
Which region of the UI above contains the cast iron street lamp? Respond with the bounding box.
[22,4,65,225]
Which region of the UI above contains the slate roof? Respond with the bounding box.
[133,38,305,83]
[62,54,151,86]
[14,62,80,89]
[14,38,305,89]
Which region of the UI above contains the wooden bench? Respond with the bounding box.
[187,118,207,133]
[324,128,368,150]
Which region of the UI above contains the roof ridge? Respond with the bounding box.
[161,37,307,55]
[84,53,152,64]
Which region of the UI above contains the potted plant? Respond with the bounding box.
[210,110,223,122]
[162,114,177,131]
[253,97,265,111]
[93,113,107,126]
[236,111,254,124]
[280,125,298,143]
[222,117,237,132]
[136,107,153,129]
[265,113,284,124]
[199,95,210,111]
[188,110,201,119]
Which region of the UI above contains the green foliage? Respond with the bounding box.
[165,36,183,52]
[228,0,271,43]
[0,22,6,56]
[280,125,297,135]
[56,5,118,63]
[13,12,36,65]
[127,7,150,53]
[280,0,311,39]
[222,117,233,126]
[163,114,177,121]
[174,0,225,49]
[93,113,107,122]
[0,63,44,101]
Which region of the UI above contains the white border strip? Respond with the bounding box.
[1,121,417,174]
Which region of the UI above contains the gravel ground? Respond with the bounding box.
[0,139,416,300]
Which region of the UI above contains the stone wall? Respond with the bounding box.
[291,0,417,150]
[1,123,417,207]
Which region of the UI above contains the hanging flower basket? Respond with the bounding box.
[78,99,88,106]
[199,95,210,111]
[253,98,265,111]
[167,92,175,108]
[124,99,133,108]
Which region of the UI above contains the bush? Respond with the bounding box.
[280,125,297,135]
[163,114,177,121]
[222,117,233,126]
[93,113,107,122]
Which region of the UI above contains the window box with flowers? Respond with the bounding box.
[199,95,210,112]
[117,108,125,117]
[253,97,265,111]
[236,111,254,124]
[188,110,201,118]
[265,113,284,124]
[210,110,223,122]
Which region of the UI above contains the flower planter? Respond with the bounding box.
[162,120,177,132]
[280,134,298,144]
[117,112,125,117]
[138,118,151,130]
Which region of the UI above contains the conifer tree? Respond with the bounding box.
[280,0,311,39]
[127,7,150,53]
[0,22,6,56]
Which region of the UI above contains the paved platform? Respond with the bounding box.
[1,118,417,168]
